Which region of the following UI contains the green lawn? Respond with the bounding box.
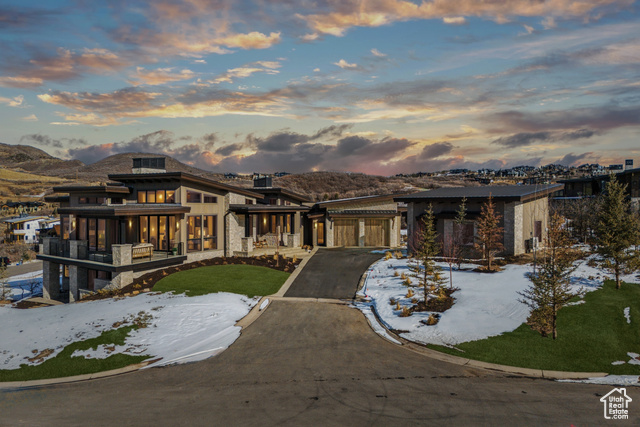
[154,264,290,298]
[0,326,149,382]
[428,280,640,374]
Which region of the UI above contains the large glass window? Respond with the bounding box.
[187,191,201,203]
[166,191,175,203]
[88,219,97,251]
[78,218,87,241]
[139,216,148,243]
[62,217,70,239]
[188,216,202,251]
[137,191,146,203]
[203,195,217,203]
[203,216,217,250]
[97,219,106,251]
[156,190,165,203]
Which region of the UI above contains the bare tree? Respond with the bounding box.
[474,194,504,271]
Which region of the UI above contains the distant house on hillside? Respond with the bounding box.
[2,215,51,243]
[395,184,563,256]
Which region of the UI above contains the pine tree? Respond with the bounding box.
[410,205,447,304]
[474,194,504,271]
[595,175,640,289]
[518,212,582,339]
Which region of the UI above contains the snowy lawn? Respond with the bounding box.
[4,271,43,301]
[357,253,640,375]
[0,291,257,381]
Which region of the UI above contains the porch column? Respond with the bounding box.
[68,266,87,302]
[111,244,133,289]
[42,261,61,300]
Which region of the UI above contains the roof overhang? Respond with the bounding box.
[229,204,310,214]
[58,204,191,217]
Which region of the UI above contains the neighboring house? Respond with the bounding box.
[561,167,640,204]
[2,215,50,243]
[307,195,402,248]
[395,184,563,256]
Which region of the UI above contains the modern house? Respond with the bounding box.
[38,159,263,301]
[2,215,51,243]
[561,167,640,204]
[307,195,402,248]
[38,158,404,302]
[395,184,564,256]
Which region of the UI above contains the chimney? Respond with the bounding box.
[253,176,272,188]
[132,157,166,174]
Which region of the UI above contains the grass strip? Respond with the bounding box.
[428,280,640,374]
[0,326,148,382]
[154,264,290,298]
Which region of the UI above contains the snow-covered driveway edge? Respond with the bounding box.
[0,292,259,373]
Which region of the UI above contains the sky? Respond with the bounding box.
[0,0,639,175]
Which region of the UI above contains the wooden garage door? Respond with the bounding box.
[334,219,358,246]
[364,218,390,246]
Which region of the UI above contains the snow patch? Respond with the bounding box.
[624,307,631,324]
[612,361,626,365]
[0,292,257,370]
[260,298,269,310]
[559,375,640,386]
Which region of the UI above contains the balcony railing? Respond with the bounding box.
[45,239,184,266]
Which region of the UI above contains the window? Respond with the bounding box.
[79,197,106,205]
[138,190,174,204]
[97,219,106,251]
[269,199,277,205]
[245,199,254,205]
[88,219,97,251]
[203,216,217,250]
[285,200,291,206]
[147,191,156,203]
[187,191,201,203]
[203,194,217,203]
[78,218,87,242]
[166,190,175,203]
[187,216,202,251]
[137,191,146,203]
[111,197,124,204]
[139,216,148,243]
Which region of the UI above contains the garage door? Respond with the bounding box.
[334,219,358,246]
[364,218,390,246]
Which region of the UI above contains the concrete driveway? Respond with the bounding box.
[284,248,383,299]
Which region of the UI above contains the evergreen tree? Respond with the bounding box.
[474,194,504,271]
[595,175,640,289]
[410,205,447,304]
[519,212,582,339]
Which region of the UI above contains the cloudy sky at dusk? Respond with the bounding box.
[1,0,639,175]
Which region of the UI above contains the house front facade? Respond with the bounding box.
[38,162,262,302]
[307,195,402,248]
[396,184,563,256]
[3,215,50,243]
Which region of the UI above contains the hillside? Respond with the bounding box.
[73,153,225,181]
[0,168,71,200]
[0,143,84,177]
[226,172,478,201]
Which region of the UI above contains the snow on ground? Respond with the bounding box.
[624,307,631,324]
[0,292,257,370]
[4,272,43,301]
[357,254,640,347]
[559,375,640,386]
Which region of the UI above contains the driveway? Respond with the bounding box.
[284,248,383,299]
[1,300,635,425]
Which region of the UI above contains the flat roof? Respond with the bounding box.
[2,216,50,223]
[251,187,313,203]
[229,204,311,214]
[51,185,130,194]
[58,204,191,217]
[395,184,564,202]
[108,172,263,199]
[315,194,398,207]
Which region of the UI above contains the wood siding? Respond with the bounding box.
[364,218,390,246]
[334,219,358,246]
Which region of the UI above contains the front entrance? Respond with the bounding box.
[334,219,358,246]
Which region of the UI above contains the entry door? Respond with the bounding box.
[317,222,325,246]
[334,219,358,246]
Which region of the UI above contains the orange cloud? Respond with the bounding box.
[129,67,195,86]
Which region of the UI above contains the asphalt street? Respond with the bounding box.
[0,251,636,426]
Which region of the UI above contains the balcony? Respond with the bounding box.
[38,238,187,272]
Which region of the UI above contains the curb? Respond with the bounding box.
[357,260,609,381]
[0,360,153,390]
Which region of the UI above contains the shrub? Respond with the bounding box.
[395,301,401,311]
[402,277,412,286]
[400,272,407,280]
[406,288,414,298]
[426,314,438,325]
[389,297,397,306]
[394,251,403,259]
[399,306,412,317]
[384,251,392,260]
[393,270,399,277]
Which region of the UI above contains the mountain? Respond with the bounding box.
[73,152,225,182]
[0,143,84,176]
